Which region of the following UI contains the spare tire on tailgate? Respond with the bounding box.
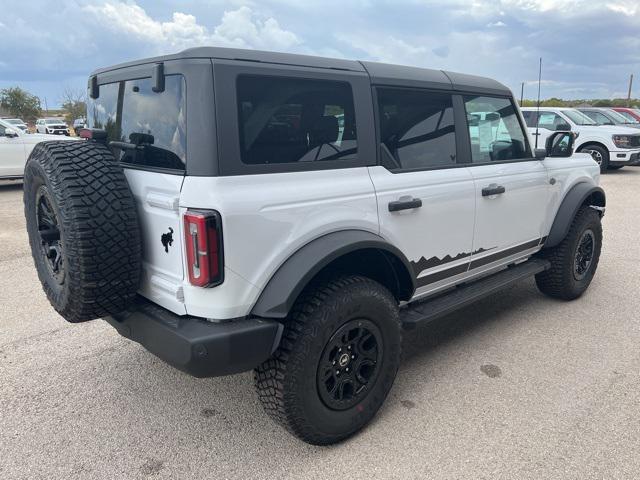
[23,140,141,322]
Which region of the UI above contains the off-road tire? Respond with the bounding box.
[23,141,141,322]
[579,144,609,173]
[535,206,602,300]
[254,275,401,445]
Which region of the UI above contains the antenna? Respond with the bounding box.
[534,57,542,149]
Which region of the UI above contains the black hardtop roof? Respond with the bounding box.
[91,46,511,95]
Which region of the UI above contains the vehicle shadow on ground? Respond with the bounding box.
[400,281,540,362]
[606,167,640,175]
[0,181,23,191]
[96,280,547,454]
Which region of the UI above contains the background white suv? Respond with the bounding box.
[521,107,640,171]
[0,118,77,179]
[35,118,70,136]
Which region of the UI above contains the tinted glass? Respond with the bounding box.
[464,96,530,163]
[87,75,186,171]
[582,111,613,125]
[237,75,357,165]
[377,88,456,170]
[616,110,639,123]
[563,109,597,125]
[522,111,536,127]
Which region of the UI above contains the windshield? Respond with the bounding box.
[6,119,23,125]
[563,110,597,125]
[616,110,640,123]
[606,109,637,124]
[45,119,64,124]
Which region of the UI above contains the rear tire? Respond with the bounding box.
[535,206,602,300]
[608,165,623,170]
[23,141,141,322]
[254,275,401,445]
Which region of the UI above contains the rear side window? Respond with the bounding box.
[376,88,456,171]
[236,75,357,165]
[87,75,186,171]
[464,96,530,163]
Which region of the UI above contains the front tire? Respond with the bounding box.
[579,144,609,173]
[535,206,602,300]
[254,275,401,445]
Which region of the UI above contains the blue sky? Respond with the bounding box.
[1,0,639,107]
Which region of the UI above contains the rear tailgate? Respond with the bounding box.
[124,168,186,315]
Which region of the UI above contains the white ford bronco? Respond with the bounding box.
[23,47,605,445]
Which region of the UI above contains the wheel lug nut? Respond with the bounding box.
[345,367,349,372]
[347,346,351,350]
[336,370,340,375]
[351,355,355,359]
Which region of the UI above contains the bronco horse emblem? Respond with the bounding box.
[161,227,174,253]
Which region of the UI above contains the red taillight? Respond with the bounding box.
[78,128,108,142]
[183,210,224,287]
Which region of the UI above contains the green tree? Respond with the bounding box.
[0,87,41,121]
[60,87,87,124]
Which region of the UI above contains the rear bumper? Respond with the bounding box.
[610,151,640,166]
[104,298,283,378]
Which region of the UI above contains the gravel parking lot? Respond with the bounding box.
[1,170,639,480]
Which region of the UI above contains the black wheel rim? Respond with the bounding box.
[574,229,595,281]
[317,319,383,411]
[35,186,65,285]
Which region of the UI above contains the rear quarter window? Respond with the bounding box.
[236,75,358,165]
[87,75,186,172]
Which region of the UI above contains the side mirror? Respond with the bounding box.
[545,131,575,158]
[555,123,571,131]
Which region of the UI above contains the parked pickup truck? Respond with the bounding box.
[23,47,605,445]
[521,107,640,171]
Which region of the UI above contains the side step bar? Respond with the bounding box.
[401,258,550,330]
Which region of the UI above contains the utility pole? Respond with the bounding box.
[520,82,524,105]
[627,74,634,107]
[43,97,49,115]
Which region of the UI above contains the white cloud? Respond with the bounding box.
[487,21,506,27]
[83,2,301,52]
[607,2,639,16]
[336,33,430,66]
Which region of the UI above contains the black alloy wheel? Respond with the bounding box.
[317,319,383,411]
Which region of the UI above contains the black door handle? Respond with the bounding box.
[482,184,506,197]
[388,197,423,212]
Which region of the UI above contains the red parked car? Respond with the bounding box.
[612,107,640,122]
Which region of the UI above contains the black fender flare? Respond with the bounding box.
[544,183,605,249]
[251,230,416,319]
